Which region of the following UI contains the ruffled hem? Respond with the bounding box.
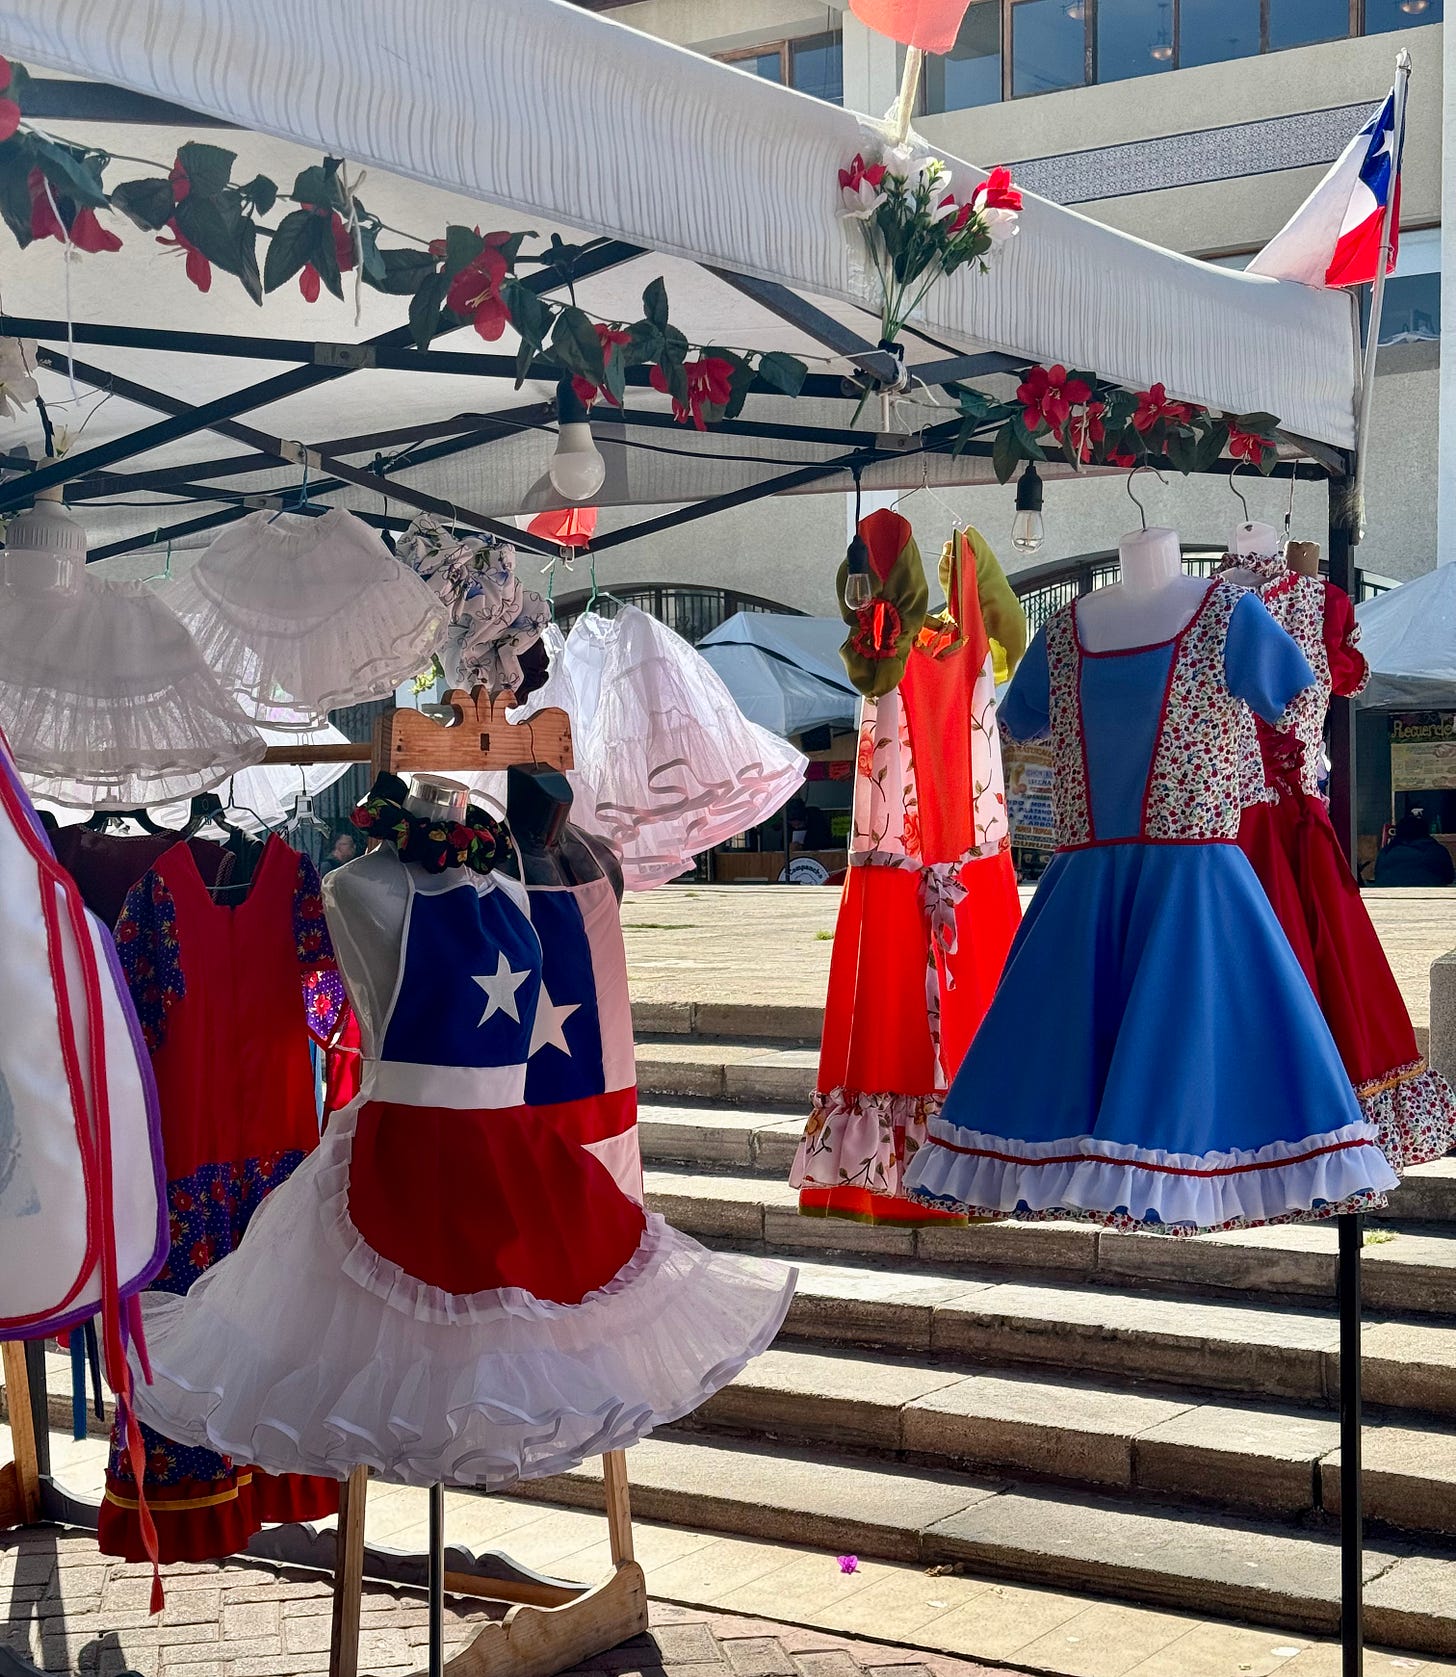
[905,1117,1397,1236]
[789,1086,939,1199]
[1361,1061,1456,1174]
[127,1106,797,1487]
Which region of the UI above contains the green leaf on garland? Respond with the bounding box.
[291,159,344,211]
[0,135,34,248]
[1195,419,1230,474]
[501,277,551,353]
[241,173,277,217]
[602,342,628,407]
[176,142,235,200]
[1010,412,1048,461]
[31,137,107,207]
[442,223,485,280]
[307,210,345,300]
[368,245,438,296]
[955,386,1002,424]
[264,207,317,292]
[1234,411,1280,435]
[755,351,807,397]
[722,353,756,421]
[175,193,243,278]
[550,306,607,383]
[356,224,386,285]
[234,217,263,305]
[110,175,175,232]
[642,276,669,331]
[622,320,663,366]
[991,423,1021,486]
[1163,427,1197,475]
[409,267,451,351]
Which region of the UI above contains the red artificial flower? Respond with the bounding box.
[1131,382,1195,434]
[650,354,736,429]
[571,323,633,407]
[975,166,1022,212]
[947,199,976,234]
[27,169,121,252]
[157,217,212,292]
[445,231,513,341]
[299,209,356,303]
[1106,448,1139,468]
[1017,364,1091,443]
[849,598,904,661]
[0,57,20,144]
[838,153,888,194]
[1227,423,1271,466]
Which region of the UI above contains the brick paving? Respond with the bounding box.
[0,1529,1011,1677]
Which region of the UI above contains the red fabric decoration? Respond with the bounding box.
[851,597,903,660]
[527,505,598,549]
[849,0,974,53]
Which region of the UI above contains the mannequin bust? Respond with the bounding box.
[502,764,623,898]
[1075,526,1209,652]
[1285,539,1321,577]
[1220,520,1283,590]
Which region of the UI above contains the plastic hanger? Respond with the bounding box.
[585,552,625,615]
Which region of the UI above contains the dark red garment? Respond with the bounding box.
[51,827,235,928]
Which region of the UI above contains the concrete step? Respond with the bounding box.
[776,1254,1456,1420]
[636,1039,818,1106]
[632,1001,822,1046]
[639,1102,805,1176]
[675,1342,1456,1539]
[507,1433,1454,1652]
[643,1165,1456,1317]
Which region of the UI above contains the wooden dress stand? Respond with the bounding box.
[327,687,648,1677]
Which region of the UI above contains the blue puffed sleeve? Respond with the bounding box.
[1223,590,1314,723]
[999,623,1051,741]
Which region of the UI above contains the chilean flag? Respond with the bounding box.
[1247,91,1402,289]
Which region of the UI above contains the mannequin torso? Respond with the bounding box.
[1219,520,1282,591]
[1075,526,1208,651]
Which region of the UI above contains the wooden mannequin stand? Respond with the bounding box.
[0,1341,42,1534]
[324,687,649,1677]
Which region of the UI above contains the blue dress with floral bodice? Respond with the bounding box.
[904,579,1398,1235]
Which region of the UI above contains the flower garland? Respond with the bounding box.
[838,147,1021,348]
[0,58,809,429]
[349,775,503,875]
[952,365,1281,481]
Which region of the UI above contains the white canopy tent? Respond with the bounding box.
[698,613,858,737]
[0,0,1361,568]
[1357,565,1456,709]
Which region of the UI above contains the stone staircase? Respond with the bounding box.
[524,1003,1456,1656]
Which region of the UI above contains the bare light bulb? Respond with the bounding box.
[843,569,874,609]
[1011,462,1045,554]
[1065,1,1085,17]
[549,379,607,503]
[1011,509,1045,553]
[1150,39,1173,59]
[1400,0,1429,13]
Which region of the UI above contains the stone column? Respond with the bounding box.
[1430,948,1456,1087]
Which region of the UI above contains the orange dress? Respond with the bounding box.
[792,529,1022,1223]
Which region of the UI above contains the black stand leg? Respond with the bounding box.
[1339,1212,1363,1677]
[428,1482,445,1677]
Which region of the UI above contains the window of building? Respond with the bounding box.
[718,32,843,103]
[1364,225,1442,346]
[919,0,1441,108]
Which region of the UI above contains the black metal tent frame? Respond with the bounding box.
[0,78,1371,1677]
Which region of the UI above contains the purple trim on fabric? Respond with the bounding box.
[99,927,169,1295]
[0,740,54,852]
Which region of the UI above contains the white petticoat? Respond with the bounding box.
[0,561,265,809]
[162,509,447,729]
[128,1100,797,1487]
[513,610,806,890]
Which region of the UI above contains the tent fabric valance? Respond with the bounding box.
[698,614,859,738]
[1356,567,1456,710]
[0,0,1360,450]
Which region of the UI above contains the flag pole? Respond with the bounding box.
[1352,48,1412,543]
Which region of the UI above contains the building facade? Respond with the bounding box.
[579,0,1445,622]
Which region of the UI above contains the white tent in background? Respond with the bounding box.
[698,614,858,738]
[1356,567,1456,709]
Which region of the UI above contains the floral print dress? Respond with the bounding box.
[99,835,343,1563]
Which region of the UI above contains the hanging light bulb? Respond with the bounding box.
[843,532,873,610]
[1400,0,1429,13]
[1011,462,1045,554]
[548,379,606,503]
[1064,1,1085,17]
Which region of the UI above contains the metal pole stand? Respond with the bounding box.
[1339,1211,1364,1677]
[428,1483,446,1677]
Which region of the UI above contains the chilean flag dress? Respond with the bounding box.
[127,843,795,1487]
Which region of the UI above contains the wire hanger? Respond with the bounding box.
[1228,461,1253,526]
[585,551,625,614]
[893,449,964,531]
[1282,467,1298,548]
[139,534,173,584]
[1125,464,1168,531]
[268,446,311,524]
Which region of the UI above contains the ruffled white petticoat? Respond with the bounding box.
[514,609,806,889]
[162,509,447,729]
[0,559,265,809]
[128,1100,797,1487]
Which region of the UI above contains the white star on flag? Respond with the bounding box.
[529,987,579,1057]
[475,953,530,1026]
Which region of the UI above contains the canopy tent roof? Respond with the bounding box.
[698,613,858,738]
[1356,567,1456,710]
[0,0,1357,563]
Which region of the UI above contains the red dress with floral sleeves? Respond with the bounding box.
[1236,566,1456,1170]
[99,835,342,1563]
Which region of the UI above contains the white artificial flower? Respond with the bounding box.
[0,336,38,421]
[840,179,885,219]
[981,207,1020,244]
